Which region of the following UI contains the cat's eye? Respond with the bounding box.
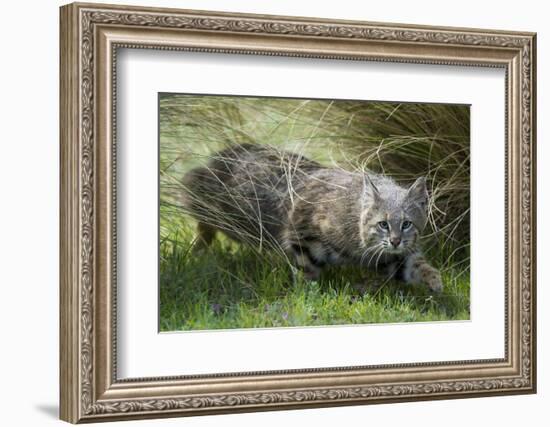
[402,220,413,230]
[378,221,389,230]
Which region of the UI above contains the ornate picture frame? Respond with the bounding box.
[60,2,536,423]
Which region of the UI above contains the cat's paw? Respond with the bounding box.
[426,271,443,293]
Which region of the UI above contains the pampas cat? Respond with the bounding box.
[182,143,442,292]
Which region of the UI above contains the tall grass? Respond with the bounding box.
[159,94,470,331]
[313,102,470,251]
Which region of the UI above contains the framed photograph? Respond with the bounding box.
[60,2,537,423]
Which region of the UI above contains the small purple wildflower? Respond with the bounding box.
[282,312,289,321]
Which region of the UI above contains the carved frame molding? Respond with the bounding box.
[60,2,536,423]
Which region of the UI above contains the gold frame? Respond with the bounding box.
[60,2,537,423]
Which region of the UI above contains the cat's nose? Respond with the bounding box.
[390,237,401,248]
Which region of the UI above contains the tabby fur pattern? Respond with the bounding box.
[182,143,442,292]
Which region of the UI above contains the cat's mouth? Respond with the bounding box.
[385,245,406,255]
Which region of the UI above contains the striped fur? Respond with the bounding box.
[182,144,442,292]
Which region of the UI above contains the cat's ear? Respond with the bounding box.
[363,175,381,200]
[406,176,428,208]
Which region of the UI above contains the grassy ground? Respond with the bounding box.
[159,222,470,331]
[159,94,471,331]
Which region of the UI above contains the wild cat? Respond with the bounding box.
[182,143,442,292]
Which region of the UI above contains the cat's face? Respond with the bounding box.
[360,176,428,257]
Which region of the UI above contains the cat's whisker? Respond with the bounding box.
[360,243,382,266]
[360,246,375,266]
[374,247,387,271]
[366,245,385,269]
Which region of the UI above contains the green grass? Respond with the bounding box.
[159,94,471,331]
[159,217,470,331]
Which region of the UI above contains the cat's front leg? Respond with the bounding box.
[288,243,322,282]
[401,253,443,293]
